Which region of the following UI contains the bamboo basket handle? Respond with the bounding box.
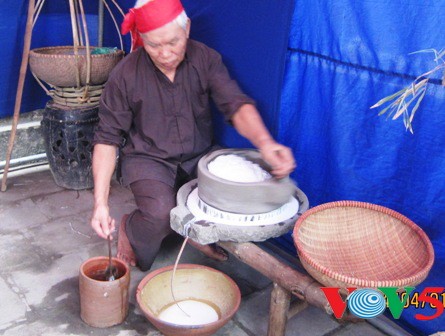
[68,0,81,88]
[101,0,125,51]
[76,0,92,102]
[32,0,46,28]
[30,71,54,97]
[77,0,91,87]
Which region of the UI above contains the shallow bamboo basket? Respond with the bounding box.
[293,201,434,288]
[29,46,124,87]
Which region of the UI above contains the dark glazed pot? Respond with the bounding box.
[41,100,98,190]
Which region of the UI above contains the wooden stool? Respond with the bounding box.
[217,242,331,336]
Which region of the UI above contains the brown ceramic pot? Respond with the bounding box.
[136,264,241,336]
[79,256,130,328]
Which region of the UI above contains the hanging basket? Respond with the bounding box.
[293,201,435,288]
[29,46,124,87]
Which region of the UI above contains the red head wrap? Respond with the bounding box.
[121,0,185,51]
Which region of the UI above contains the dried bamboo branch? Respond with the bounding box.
[371,49,445,133]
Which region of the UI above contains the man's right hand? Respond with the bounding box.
[91,204,115,239]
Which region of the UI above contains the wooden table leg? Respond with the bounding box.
[267,283,291,336]
[287,299,308,319]
[217,241,330,313]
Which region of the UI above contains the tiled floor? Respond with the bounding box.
[0,169,410,335]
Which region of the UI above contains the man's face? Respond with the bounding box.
[140,20,190,75]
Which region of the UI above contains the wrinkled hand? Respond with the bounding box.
[91,204,115,239]
[259,141,296,178]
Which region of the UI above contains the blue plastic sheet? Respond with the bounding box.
[278,1,445,334]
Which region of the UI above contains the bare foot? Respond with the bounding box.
[188,240,228,261]
[117,215,137,267]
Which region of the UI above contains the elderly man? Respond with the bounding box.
[90,0,296,271]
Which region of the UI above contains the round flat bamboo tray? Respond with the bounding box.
[29,46,124,87]
[293,201,434,288]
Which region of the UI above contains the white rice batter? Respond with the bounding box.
[158,299,219,326]
[208,154,271,182]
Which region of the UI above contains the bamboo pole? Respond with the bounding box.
[1,0,36,192]
[68,0,81,88]
[73,0,84,46]
[77,0,92,103]
[77,0,91,86]
[98,0,104,47]
[32,0,45,28]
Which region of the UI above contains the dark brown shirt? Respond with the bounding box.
[93,39,255,187]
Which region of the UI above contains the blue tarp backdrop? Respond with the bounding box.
[1,0,444,335]
[277,1,445,334]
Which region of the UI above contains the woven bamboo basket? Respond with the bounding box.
[293,201,434,288]
[29,46,124,87]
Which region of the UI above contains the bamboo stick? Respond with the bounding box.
[73,0,84,46]
[98,0,104,47]
[78,0,91,86]
[77,0,92,103]
[32,0,46,28]
[101,0,124,51]
[68,0,81,88]
[1,0,36,192]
